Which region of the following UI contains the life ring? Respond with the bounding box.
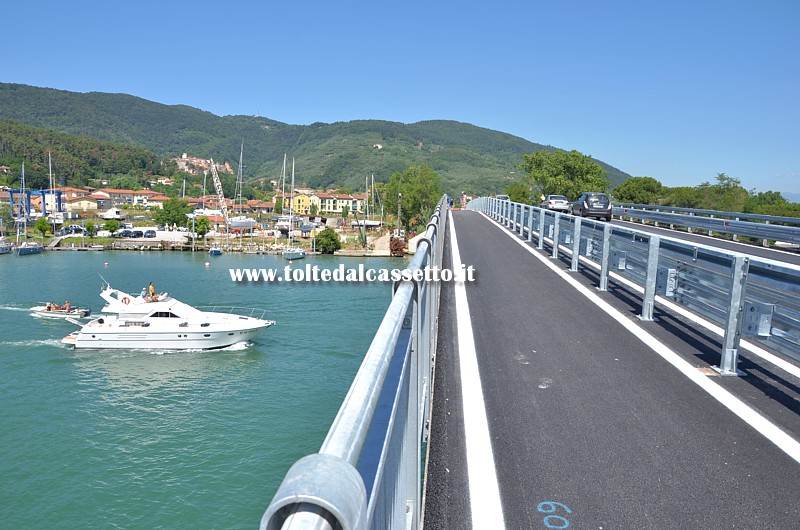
[121,297,130,305]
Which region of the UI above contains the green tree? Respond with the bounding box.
[519,149,609,200]
[613,177,664,204]
[35,217,50,239]
[195,216,211,242]
[274,197,283,214]
[744,191,789,214]
[309,203,318,216]
[103,219,120,233]
[696,173,748,212]
[152,198,192,228]
[315,227,341,254]
[505,181,533,205]
[384,164,444,231]
[341,205,350,220]
[85,221,96,239]
[663,186,700,208]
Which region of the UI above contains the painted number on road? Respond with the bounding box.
[537,501,572,529]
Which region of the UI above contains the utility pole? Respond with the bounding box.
[397,193,402,237]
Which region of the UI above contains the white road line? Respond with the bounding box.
[482,212,800,465]
[449,211,506,529]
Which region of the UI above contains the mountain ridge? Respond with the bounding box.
[0,82,632,194]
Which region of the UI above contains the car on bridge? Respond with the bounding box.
[572,192,612,221]
[540,194,570,212]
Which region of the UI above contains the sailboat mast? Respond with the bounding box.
[289,157,295,246]
[237,142,244,214]
[49,151,56,233]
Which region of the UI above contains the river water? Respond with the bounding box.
[0,250,400,529]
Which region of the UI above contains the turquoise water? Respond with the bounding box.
[0,251,401,529]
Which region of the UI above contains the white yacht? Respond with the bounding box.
[62,283,275,350]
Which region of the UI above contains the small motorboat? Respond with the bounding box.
[31,303,91,319]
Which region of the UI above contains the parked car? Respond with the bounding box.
[131,230,144,238]
[115,229,134,238]
[571,192,612,221]
[143,230,156,238]
[540,194,570,212]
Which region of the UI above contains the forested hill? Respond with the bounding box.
[0,82,631,194]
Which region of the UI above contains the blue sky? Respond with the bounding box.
[5,1,799,193]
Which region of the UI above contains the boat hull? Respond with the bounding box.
[32,306,91,319]
[64,322,270,350]
[15,244,43,255]
[282,248,306,260]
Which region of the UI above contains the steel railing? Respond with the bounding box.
[260,197,448,530]
[613,203,800,245]
[471,197,800,372]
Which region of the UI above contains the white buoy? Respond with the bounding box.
[104,262,108,267]
[205,262,210,268]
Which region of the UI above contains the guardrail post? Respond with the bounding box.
[527,206,535,242]
[598,223,612,291]
[551,213,561,259]
[639,235,660,321]
[715,255,749,376]
[537,209,545,250]
[519,205,525,237]
[570,216,582,272]
[762,221,769,247]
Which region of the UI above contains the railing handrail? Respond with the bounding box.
[613,205,800,244]
[614,202,800,226]
[261,197,448,530]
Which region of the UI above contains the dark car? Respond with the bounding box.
[144,230,156,238]
[572,192,612,221]
[131,230,144,238]
[116,229,134,238]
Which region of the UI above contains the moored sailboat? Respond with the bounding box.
[282,157,306,261]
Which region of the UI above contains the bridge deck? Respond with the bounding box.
[424,210,800,529]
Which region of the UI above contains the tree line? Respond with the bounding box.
[504,149,799,217]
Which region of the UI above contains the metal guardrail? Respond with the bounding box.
[613,203,800,245]
[261,197,448,530]
[614,202,800,226]
[471,197,800,372]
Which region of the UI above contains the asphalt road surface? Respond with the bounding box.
[424,209,800,529]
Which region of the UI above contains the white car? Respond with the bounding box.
[540,195,570,212]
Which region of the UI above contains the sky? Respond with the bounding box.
[4,0,799,194]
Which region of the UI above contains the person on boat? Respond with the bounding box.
[46,302,53,311]
[148,282,156,301]
[64,300,70,312]
[140,287,147,298]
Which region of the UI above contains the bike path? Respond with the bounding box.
[424,209,800,529]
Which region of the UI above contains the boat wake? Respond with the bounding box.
[1,338,68,348]
[0,305,35,313]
